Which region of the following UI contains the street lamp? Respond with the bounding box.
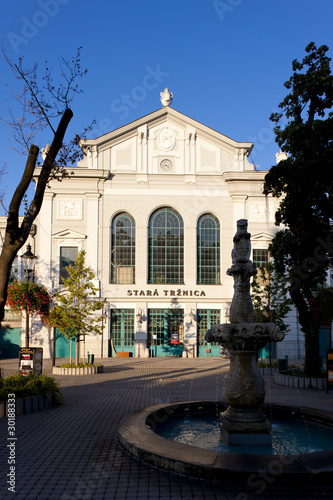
[21,244,37,347]
[188,309,196,325]
[21,244,37,282]
[136,308,145,324]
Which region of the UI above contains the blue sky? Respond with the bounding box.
[0,0,333,215]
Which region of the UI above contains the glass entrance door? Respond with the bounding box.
[148,309,184,357]
[197,309,221,356]
[111,309,135,356]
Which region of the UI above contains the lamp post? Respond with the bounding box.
[21,244,37,347]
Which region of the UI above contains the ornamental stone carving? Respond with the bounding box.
[58,201,82,220]
[276,150,288,164]
[160,88,173,107]
[157,127,176,151]
[227,219,257,323]
[42,144,50,160]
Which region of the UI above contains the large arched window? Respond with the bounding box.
[111,213,135,284]
[148,207,184,284]
[197,214,220,284]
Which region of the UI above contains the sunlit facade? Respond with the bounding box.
[0,101,308,359]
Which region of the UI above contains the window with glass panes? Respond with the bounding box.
[148,208,184,284]
[253,249,269,268]
[111,213,135,284]
[253,249,269,285]
[197,309,220,345]
[59,247,78,283]
[197,214,220,284]
[148,309,184,345]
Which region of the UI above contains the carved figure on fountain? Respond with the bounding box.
[229,272,255,323]
[230,219,252,264]
[223,352,266,409]
[227,219,258,323]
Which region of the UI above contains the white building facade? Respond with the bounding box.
[1,95,307,360]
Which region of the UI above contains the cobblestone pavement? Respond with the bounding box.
[0,357,332,500]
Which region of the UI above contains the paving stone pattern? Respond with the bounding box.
[0,357,332,500]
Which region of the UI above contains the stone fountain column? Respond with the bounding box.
[206,219,284,445]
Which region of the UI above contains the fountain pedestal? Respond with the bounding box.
[210,323,281,445]
[206,220,284,446]
[220,348,272,445]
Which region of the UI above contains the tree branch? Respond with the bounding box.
[21,108,73,241]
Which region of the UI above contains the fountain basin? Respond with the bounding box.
[117,401,333,482]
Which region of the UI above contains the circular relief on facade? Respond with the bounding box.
[157,127,176,151]
[160,159,173,171]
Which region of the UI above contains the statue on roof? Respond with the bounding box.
[160,88,173,107]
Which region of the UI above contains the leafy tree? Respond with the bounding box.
[251,262,293,362]
[308,286,333,324]
[47,251,105,365]
[0,48,88,326]
[263,42,333,375]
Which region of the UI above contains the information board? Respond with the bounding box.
[19,347,43,376]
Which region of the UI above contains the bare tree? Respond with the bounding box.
[0,48,88,323]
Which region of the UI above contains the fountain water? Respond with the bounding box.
[206,219,284,445]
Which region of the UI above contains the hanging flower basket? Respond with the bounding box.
[7,281,51,322]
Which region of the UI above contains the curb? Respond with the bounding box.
[274,372,327,389]
[52,365,104,375]
[258,367,278,376]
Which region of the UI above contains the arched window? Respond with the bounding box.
[197,214,220,284]
[111,213,135,284]
[148,207,184,284]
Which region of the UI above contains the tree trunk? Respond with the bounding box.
[76,335,79,365]
[0,108,73,325]
[290,287,322,376]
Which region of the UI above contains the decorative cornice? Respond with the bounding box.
[33,168,110,182]
[223,171,268,182]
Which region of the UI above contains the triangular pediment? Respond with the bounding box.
[52,229,86,240]
[251,232,273,242]
[78,106,255,174]
[81,107,253,151]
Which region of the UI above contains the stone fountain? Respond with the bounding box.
[206,219,284,445]
[118,219,333,476]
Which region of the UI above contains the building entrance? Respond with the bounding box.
[0,327,21,359]
[197,309,221,356]
[55,329,76,358]
[111,309,135,356]
[148,309,184,357]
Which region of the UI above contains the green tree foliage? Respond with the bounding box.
[251,262,293,332]
[308,286,333,324]
[48,251,104,364]
[263,42,333,375]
